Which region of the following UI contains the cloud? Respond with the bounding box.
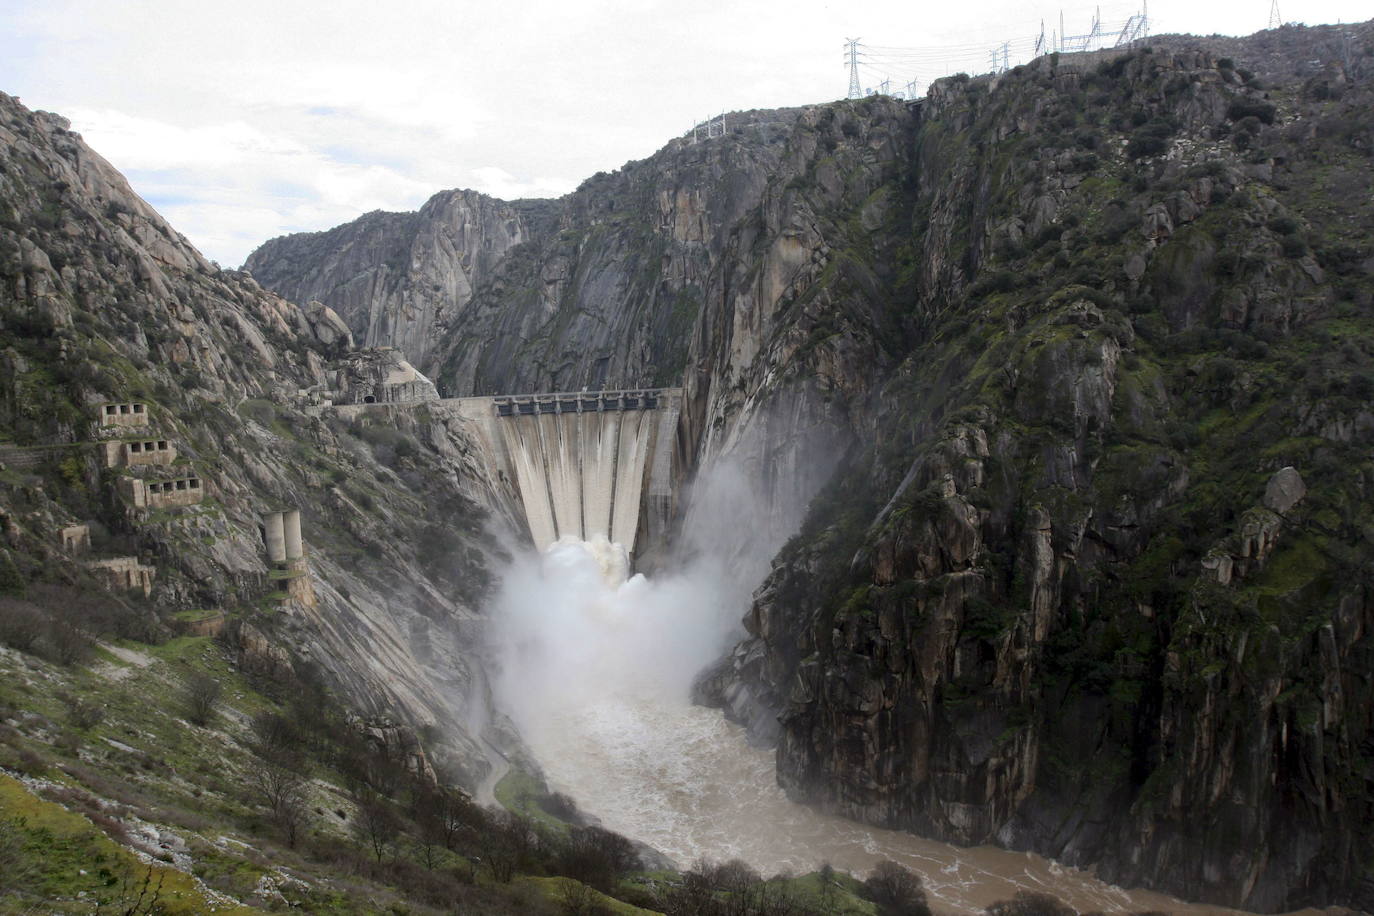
[63,107,441,263]
[469,166,575,201]
[2,0,1370,266]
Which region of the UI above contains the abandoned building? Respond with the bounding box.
[98,402,150,429]
[102,437,177,469]
[59,524,90,554]
[86,556,156,598]
[262,508,316,606]
[263,509,304,563]
[118,475,206,509]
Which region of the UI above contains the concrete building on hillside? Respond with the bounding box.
[117,475,206,510]
[97,402,150,429]
[102,438,176,469]
[86,556,156,597]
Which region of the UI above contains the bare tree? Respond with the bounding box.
[275,791,309,849]
[244,751,310,847]
[555,824,640,892]
[62,693,105,730]
[44,615,92,665]
[558,878,613,915]
[863,861,931,916]
[658,858,813,916]
[480,810,535,883]
[93,864,165,915]
[0,596,45,653]
[351,793,401,864]
[181,672,221,726]
[437,785,482,850]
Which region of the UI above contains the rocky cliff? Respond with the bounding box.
[246,190,557,372]
[245,22,1374,911]
[707,28,1374,914]
[0,91,513,789]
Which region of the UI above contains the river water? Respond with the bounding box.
[490,538,1321,916]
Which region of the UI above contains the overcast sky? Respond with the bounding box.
[0,0,1368,266]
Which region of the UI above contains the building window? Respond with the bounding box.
[130,442,142,453]
[133,404,144,414]
[119,404,130,414]
[149,483,160,494]
[157,441,168,450]
[175,480,186,491]
[189,479,200,489]
[105,405,116,416]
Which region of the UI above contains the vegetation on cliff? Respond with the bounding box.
[714,31,1374,914]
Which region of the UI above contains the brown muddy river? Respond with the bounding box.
[492,539,1326,916]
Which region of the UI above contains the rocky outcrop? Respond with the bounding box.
[245,190,555,370]
[0,91,507,788]
[326,347,439,405]
[708,32,1374,915]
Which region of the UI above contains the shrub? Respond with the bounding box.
[553,825,640,893]
[1068,151,1099,173]
[985,891,1076,916]
[863,860,932,916]
[181,672,221,726]
[1280,235,1308,258]
[63,694,106,730]
[1227,98,1276,124]
[0,817,39,895]
[1127,118,1178,158]
[43,616,93,666]
[541,791,581,822]
[969,270,1021,298]
[0,550,25,596]
[1098,199,1137,243]
[0,597,45,652]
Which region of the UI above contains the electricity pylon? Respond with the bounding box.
[845,38,862,99]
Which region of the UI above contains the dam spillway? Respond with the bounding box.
[491,389,681,558]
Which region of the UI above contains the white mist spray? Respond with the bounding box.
[486,461,1223,915]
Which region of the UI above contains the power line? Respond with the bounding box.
[843,2,1149,101]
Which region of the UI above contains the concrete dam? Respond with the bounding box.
[315,382,684,561]
[488,389,682,557]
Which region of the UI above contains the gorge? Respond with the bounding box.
[1,15,1373,916]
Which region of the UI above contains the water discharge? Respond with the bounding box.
[491,537,1315,916]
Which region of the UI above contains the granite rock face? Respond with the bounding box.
[246,190,554,371]
[709,32,1374,915]
[0,91,508,788]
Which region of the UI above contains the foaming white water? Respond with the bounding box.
[490,537,1281,916]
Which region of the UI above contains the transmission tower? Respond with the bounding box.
[1269,0,1281,29]
[845,38,862,99]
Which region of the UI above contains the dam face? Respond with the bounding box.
[491,389,682,558]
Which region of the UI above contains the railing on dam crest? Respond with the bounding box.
[492,388,676,417]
